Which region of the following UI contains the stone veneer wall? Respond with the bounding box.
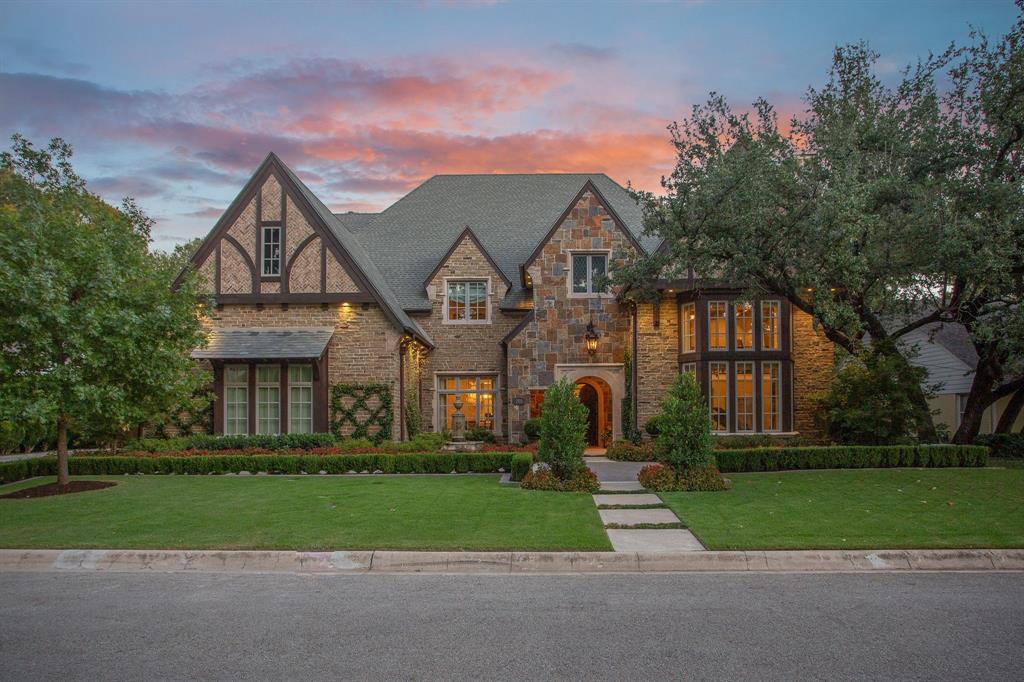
[206,303,403,439]
[635,299,680,430]
[791,309,834,440]
[416,234,525,439]
[505,189,638,443]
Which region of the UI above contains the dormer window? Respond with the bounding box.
[262,226,281,276]
[570,252,608,296]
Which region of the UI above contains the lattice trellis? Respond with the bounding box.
[330,383,394,444]
[151,399,214,438]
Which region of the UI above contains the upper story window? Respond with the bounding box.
[571,253,608,296]
[761,301,780,350]
[708,301,728,350]
[734,302,753,350]
[446,280,488,323]
[682,303,696,353]
[262,226,281,276]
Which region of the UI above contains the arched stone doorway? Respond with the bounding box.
[574,376,613,447]
[554,364,625,447]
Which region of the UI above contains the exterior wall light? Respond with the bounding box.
[584,318,599,357]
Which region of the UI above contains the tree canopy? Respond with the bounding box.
[616,8,1024,442]
[0,135,208,485]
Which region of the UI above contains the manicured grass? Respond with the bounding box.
[0,475,610,551]
[660,468,1024,550]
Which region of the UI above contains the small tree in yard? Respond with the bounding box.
[0,136,208,490]
[656,373,713,470]
[536,378,588,479]
[639,373,726,491]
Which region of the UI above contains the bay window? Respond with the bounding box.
[225,365,249,436]
[438,375,497,434]
[762,362,781,432]
[761,301,780,350]
[682,303,696,353]
[709,361,729,432]
[256,365,281,435]
[735,361,754,431]
[708,301,728,350]
[735,302,753,350]
[288,365,313,434]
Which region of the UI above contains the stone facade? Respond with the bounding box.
[635,299,680,429]
[506,189,639,443]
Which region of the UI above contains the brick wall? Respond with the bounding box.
[416,234,525,438]
[791,309,834,440]
[635,299,679,429]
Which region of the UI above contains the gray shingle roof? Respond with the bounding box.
[336,173,656,312]
[193,328,334,360]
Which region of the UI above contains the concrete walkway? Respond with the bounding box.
[586,457,707,552]
[1,548,1020,574]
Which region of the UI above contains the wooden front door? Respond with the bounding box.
[578,383,599,446]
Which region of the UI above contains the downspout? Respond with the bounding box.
[631,302,638,435]
[399,339,406,441]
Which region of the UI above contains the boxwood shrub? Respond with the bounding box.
[510,452,533,481]
[0,452,517,484]
[714,444,988,473]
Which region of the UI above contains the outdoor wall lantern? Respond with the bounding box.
[584,318,599,357]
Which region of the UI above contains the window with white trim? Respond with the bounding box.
[570,253,608,295]
[709,361,729,432]
[708,301,728,350]
[761,301,780,350]
[682,302,696,353]
[682,362,696,376]
[762,361,781,432]
[288,365,313,434]
[437,376,497,433]
[256,365,280,435]
[446,281,488,322]
[262,226,281,276]
[735,302,753,350]
[735,361,754,431]
[225,365,249,436]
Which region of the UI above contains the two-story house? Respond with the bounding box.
[179,153,833,444]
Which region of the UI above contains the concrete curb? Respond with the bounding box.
[0,548,1022,575]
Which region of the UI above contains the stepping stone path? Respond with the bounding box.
[592,485,706,553]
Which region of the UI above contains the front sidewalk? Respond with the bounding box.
[2,548,1021,575]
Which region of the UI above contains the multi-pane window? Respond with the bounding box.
[288,365,313,434]
[682,362,696,376]
[735,302,753,350]
[256,365,280,435]
[709,361,729,432]
[262,226,281,276]
[735,361,754,432]
[761,301,780,350]
[682,303,696,353]
[225,365,249,436]
[762,362,781,432]
[447,281,488,322]
[571,253,608,295]
[708,301,728,350]
[438,376,497,433]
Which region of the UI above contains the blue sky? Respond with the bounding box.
[0,0,1016,250]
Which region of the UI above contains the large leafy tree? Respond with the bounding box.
[616,10,1024,443]
[0,136,208,487]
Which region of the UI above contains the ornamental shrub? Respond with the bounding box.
[975,433,1024,459]
[638,463,727,492]
[523,418,542,442]
[644,416,662,438]
[464,426,497,443]
[520,463,599,492]
[536,378,588,480]
[656,373,714,470]
[605,439,656,462]
[510,452,534,481]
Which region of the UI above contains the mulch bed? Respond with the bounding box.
[0,481,116,499]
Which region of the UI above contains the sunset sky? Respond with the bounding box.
[0,0,1016,251]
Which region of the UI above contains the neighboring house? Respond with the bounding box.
[177,153,834,444]
[903,323,1024,435]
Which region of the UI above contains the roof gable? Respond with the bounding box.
[422,226,512,289]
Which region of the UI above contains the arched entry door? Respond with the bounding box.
[574,376,612,447]
[577,383,599,446]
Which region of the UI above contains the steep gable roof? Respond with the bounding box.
[340,173,655,312]
[422,226,512,289]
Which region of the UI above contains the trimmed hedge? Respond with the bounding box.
[510,452,533,481]
[714,444,988,473]
[605,440,655,462]
[123,433,339,452]
[0,453,516,484]
[976,433,1024,459]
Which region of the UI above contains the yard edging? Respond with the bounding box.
[1,548,1021,574]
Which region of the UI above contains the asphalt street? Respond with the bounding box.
[1,571,1021,681]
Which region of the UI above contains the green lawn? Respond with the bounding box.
[0,475,610,551]
[660,468,1024,550]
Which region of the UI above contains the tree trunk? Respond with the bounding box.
[995,388,1024,434]
[953,363,999,444]
[56,412,70,490]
